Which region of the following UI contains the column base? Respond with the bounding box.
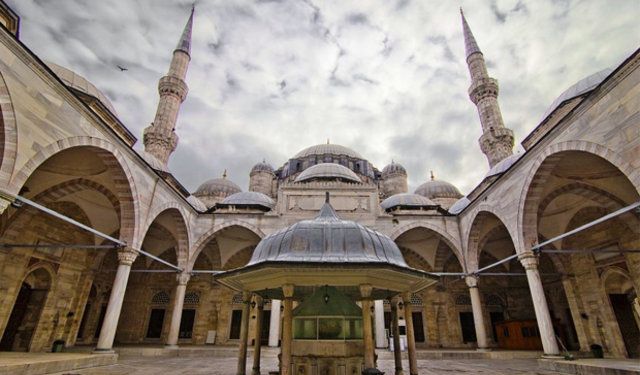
[165,344,179,349]
[92,348,115,354]
[541,354,563,359]
[476,347,491,352]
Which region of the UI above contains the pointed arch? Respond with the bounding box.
[141,205,190,268]
[0,70,18,187]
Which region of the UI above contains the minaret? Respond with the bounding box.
[461,9,514,168]
[143,7,194,168]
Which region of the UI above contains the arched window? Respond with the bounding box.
[151,291,170,305]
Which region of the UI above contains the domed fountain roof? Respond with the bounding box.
[380,193,436,211]
[248,195,407,267]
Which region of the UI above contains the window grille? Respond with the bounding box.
[184,291,200,304]
[232,293,243,304]
[151,291,170,305]
[455,294,471,305]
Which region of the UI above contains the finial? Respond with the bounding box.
[262,158,266,163]
[327,138,330,144]
[325,191,330,203]
[175,5,195,55]
[391,159,395,164]
[460,7,481,58]
[222,169,227,179]
[430,170,435,181]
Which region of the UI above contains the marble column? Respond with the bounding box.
[268,299,281,347]
[281,284,294,375]
[95,247,137,352]
[465,276,489,350]
[374,300,387,348]
[237,291,251,375]
[402,292,418,375]
[391,297,404,375]
[360,284,375,369]
[519,251,560,356]
[252,296,264,375]
[166,272,190,348]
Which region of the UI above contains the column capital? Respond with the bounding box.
[518,251,539,270]
[401,291,412,302]
[254,295,264,309]
[359,284,373,299]
[241,290,251,303]
[282,284,294,299]
[117,247,138,266]
[176,272,190,285]
[465,275,479,288]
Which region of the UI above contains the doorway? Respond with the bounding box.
[179,309,195,339]
[609,294,639,358]
[459,312,476,343]
[412,312,425,343]
[261,310,271,345]
[146,309,166,339]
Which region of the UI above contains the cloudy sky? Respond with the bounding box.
[7,0,638,194]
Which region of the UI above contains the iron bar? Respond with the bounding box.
[474,252,520,274]
[103,269,179,273]
[1,243,118,249]
[541,249,640,254]
[0,190,183,272]
[533,201,640,250]
[190,270,224,274]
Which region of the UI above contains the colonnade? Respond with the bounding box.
[92,248,562,362]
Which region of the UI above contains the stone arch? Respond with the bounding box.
[189,220,265,270]
[22,263,57,289]
[388,221,464,268]
[141,205,190,268]
[0,70,18,186]
[601,267,634,295]
[465,208,519,271]
[1,179,120,244]
[8,137,139,245]
[518,140,639,252]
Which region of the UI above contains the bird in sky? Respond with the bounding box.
[117,65,128,72]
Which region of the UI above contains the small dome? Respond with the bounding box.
[294,143,362,159]
[380,193,436,211]
[186,195,207,211]
[251,160,274,174]
[486,153,522,178]
[415,176,462,200]
[382,161,407,177]
[47,62,118,116]
[141,151,169,173]
[448,197,471,215]
[541,68,613,121]
[295,163,361,183]
[221,191,275,210]
[248,198,407,267]
[194,176,241,199]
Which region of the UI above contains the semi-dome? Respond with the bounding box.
[380,193,436,211]
[448,197,471,215]
[251,160,274,174]
[47,62,118,115]
[294,143,362,159]
[486,153,522,178]
[248,196,407,267]
[381,161,407,177]
[220,191,275,210]
[294,163,361,183]
[415,175,462,200]
[541,68,613,121]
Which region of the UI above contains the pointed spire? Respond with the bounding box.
[316,191,340,222]
[430,170,435,181]
[460,8,481,58]
[327,138,330,144]
[175,5,195,56]
[222,169,227,179]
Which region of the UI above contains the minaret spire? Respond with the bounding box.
[143,7,194,168]
[460,9,514,168]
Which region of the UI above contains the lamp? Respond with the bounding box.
[323,285,330,304]
[370,305,375,313]
[251,301,256,309]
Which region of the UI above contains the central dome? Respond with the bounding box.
[294,143,362,159]
[248,197,407,267]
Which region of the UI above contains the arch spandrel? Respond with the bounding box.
[0,69,18,187]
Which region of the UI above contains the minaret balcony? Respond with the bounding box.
[158,75,188,101]
[468,77,499,104]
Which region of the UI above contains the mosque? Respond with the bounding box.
[0,1,638,374]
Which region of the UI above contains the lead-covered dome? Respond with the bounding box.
[193,173,242,209]
[47,62,118,116]
[294,143,362,159]
[415,177,462,200]
[294,163,361,183]
[220,191,275,210]
[251,160,274,175]
[541,68,613,121]
[380,193,436,211]
[381,161,407,177]
[248,197,407,267]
